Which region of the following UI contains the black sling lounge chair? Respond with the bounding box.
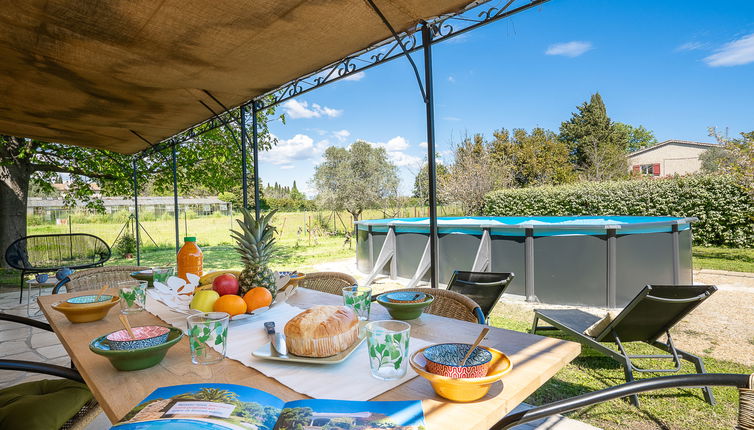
[531,284,717,406]
[447,271,514,324]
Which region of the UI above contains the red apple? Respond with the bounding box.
[212,274,239,296]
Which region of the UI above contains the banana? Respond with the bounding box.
[199,270,241,285]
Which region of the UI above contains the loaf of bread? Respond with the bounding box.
[284,305,359,357]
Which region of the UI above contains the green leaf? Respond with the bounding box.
[393,357,402,370]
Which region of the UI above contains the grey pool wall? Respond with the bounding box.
[356,217,696,308]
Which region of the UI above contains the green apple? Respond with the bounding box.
[190,290,220,312]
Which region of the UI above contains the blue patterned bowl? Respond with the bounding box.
[423,343,493,378]
[105,325,171,350]
[66,295,115,305]
[55,267,73,281]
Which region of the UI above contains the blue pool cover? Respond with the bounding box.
[355,216,694,236]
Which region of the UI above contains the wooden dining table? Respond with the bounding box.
[38,287,580,430]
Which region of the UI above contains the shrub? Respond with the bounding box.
[114,233,137,257]
[482,175,753,247]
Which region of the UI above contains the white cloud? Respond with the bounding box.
[704,33,754,67]
[370,136,409,152]
[282,100,343,119]
[332,129,351,142]
[545,41,593,57]
[419,141,428,149]
[341,71,365,81]
[676,41,708,52]
[387,151,421,167]
[447,75,456,83]
[260,134,316,165]
[279,165,295,170]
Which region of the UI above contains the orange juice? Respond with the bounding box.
[177,237,203,282]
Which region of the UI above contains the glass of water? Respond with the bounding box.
[366,320,411,380]
[343,285,372,321]
[187,312,229,365]
[117,280,147,314]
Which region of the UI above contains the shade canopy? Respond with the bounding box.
[0,0,477,154]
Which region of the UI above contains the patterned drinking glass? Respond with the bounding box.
[187,312,229,365]
[366,320,411,380]
[343,286,372,321]
[152,266,174,284]
[117,280,147,314]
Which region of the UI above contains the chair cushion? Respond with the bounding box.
[0,379,93,430]
[583,311,618,337]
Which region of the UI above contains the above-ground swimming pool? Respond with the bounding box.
[355,216,696,308]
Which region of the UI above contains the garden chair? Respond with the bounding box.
[52,265,148,294]
[493,373,753,429]
[299,272,357,296]
[531,284,717,406]
[447,271,514,324]
[376,288,486,324]
[4,233,110,303]
[0,313,101,429]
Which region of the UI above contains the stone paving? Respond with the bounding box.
[0,286,598,430]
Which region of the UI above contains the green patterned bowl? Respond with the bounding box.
[89,327,183,371]
[376,293,434,320]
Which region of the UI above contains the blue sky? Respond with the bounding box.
[259,0,754,196]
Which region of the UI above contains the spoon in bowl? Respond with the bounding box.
[118,314,136,340]
[459,327,490,366]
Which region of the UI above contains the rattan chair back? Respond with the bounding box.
[379,287,484,324]
[299,272,357,296]
[55,265,149,293]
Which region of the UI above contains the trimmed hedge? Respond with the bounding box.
[483,175,753,247]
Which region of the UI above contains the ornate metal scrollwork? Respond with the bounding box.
[150,0,549,154]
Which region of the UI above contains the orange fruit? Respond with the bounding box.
[212,294,247,316]
[243,287,273,311]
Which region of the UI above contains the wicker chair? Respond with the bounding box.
[52,265,149,294]
[377,288,485,324]
[299,272,357,296]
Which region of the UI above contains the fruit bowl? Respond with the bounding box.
[89,327,183,371]
[409,345,512,402]
[376,292,434,320]
[51,296,120,323]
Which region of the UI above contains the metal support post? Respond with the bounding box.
[524,227,535,301]
[607,228,617,308]
[671,224,680,284]
[252,102,261,219]
[421,23,439,289]
[240,105,248,210]
[171,145,180,254]
[132,158,141,265]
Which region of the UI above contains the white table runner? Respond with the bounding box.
[145,293,430,401]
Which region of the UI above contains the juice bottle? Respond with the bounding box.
[177,237,203,282]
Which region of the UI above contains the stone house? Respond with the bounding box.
[627,140,717,177]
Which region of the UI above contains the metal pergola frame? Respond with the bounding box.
[128,0,551,289]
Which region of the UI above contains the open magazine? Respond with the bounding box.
[113,383,426,430]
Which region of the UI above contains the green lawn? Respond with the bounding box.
[489,308,753,430]
[692,246,754,273]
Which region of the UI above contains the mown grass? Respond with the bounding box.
[489,307,753,430]
[692,246,754,273]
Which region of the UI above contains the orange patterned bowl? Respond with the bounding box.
[423,343,493,378]
[410,345,512,402]
[51,296,120,323]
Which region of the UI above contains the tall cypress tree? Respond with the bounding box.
[559,93,629,180]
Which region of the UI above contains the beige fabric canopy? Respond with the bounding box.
[0,0,477,154]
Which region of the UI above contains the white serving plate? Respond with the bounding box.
[252,322,366,364]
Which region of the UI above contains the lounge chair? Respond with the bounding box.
[531,284,717,406]
[446,271,514,324]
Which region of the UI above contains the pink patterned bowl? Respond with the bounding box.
[105,325,170,350]
[423,343,493,378]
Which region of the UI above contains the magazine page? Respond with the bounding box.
[274,398,426,430]
[113,383,285,430]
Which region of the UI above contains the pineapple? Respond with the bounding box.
[230,208,279,299]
